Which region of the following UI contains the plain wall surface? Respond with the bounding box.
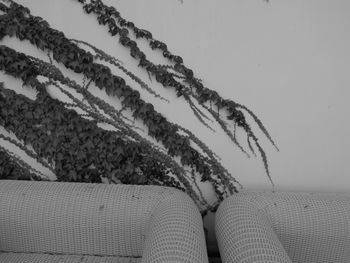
[1,0,350,254]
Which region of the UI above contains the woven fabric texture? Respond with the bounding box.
[0,180,208,263]
[215,190,350,263]
[0,252,140,263]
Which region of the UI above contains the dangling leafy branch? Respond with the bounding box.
[74,0,278,180]
[70,38,170,103]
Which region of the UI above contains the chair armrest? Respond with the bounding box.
[216,191,350,263]
[142,190,208,263]
[215,195,292,263]
[0,180,208,262]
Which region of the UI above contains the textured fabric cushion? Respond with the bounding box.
[0,253,140,263]
[215,191,350,263]
[0,180,208,262]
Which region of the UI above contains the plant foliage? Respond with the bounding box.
[0,0,277,213]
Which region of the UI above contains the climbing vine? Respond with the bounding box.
[0,0,277,213]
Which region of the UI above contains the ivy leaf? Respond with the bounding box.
[105,84,115,96]
[95,72,109,88]
[215,98,225,111]
[130,46,141,58]
[180,150,193,165]
[141,29,152,39]
[83,63,96,78]
[115,145,124,156]
[83,4,93,14]
[36,38,47,50]
[10,61,27,73]
[76,150,86,160]
[119,36,130,46]
[67,52,76,60]
[6,23,18,37]
[81,54,93,64]
[114,87,123,98]
[109,26,119,36]
[173,56,183,64]
[24,111,33,119]
[97,14,110,25]
[124,162,134,174]
[68,170,78,181]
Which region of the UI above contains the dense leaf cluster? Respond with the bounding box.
[0,45,185,187]
[0,145,41,181]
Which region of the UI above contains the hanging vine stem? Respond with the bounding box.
[184,89,213,123]
[248,130,275,188]
[47,80,128,133]
[176,124,222,161]
[70,38,170,103]
[80,75,99,114]
[206,107,251,158]
[175,123,242,193]
[188,168,208,209]
[183,95,215,132]
[187,86,251,158]
[235,102,280,152]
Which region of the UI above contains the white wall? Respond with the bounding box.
[2,0,350,253]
